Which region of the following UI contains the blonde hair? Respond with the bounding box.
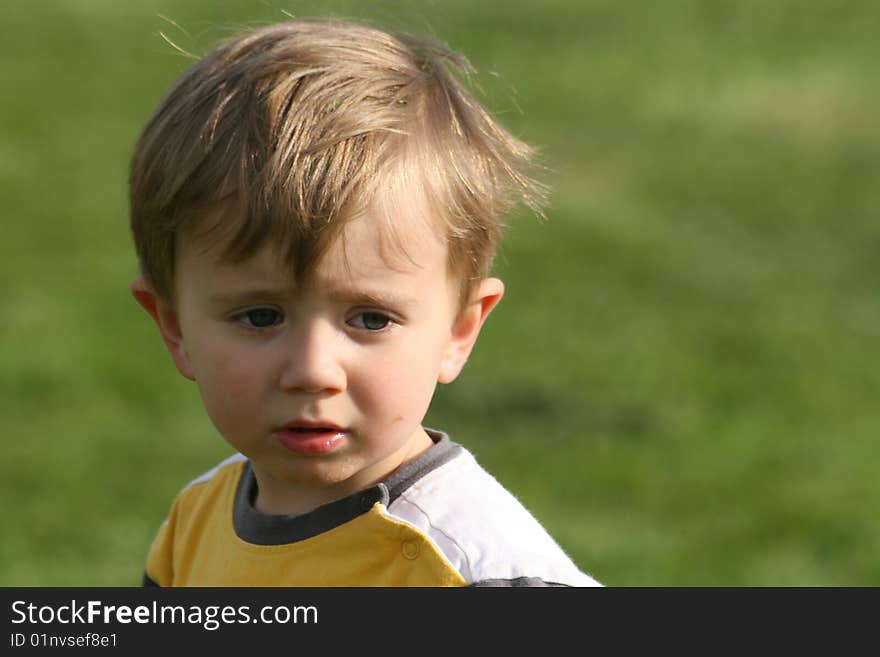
[129,17,544,304]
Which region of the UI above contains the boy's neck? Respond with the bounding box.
[251,427,435,516]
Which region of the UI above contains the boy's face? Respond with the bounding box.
[133,207,502,514]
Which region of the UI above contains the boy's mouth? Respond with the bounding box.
[281,421,344,433]
[274,421,346,455]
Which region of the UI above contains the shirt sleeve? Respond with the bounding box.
[143,500,179,587]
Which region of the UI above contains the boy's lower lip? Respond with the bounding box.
[274,430,346,455]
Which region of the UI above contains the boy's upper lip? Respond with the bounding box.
[277,418,345,432]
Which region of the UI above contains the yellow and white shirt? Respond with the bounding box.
[143,431,601,587]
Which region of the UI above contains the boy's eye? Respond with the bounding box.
[239,308,283,328]
[348,311,391,331]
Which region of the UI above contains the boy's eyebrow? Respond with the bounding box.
[326,287,415,309]
[206,285,415,309]
[207,286,294,305]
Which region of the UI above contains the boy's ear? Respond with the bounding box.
[130,275,195,381]
[438,277,504,384]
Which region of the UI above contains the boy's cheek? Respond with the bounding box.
[195,373,260,437]
[192,351,253,396]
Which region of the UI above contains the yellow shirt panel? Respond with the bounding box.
[146,460,465,587]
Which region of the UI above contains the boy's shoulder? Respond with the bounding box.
[167,452,248,512]
[384,434,602,587]
[184,452,248,489]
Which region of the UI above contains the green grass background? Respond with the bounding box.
[2,0,878,586]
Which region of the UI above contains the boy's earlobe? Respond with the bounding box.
[438,278,504,384]
[130,275,196,381]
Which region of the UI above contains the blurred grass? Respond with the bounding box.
[2,0,878,585]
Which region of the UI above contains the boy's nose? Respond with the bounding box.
[278,321,347,394]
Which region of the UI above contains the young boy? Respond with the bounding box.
[130,17,600,587]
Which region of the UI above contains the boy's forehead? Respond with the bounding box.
[335,204,447,272]
[177,204,449,289]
